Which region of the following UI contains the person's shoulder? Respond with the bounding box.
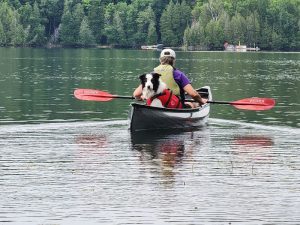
[173,68,186,76]
[173,68,190,85]
[154,65,160,70]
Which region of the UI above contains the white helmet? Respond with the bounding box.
[160,48,176,59]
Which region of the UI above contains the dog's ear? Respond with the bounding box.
[152,73,161,79]
[139,74,146,82]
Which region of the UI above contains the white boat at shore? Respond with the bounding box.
[224,41,260,52]
[141,44,163,50]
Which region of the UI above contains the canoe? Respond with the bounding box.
[129,86,212,132]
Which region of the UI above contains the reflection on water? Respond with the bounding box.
[131,130,198,186]
[233,135,273,147]
[0,120,300,224]
[76,135,108,152]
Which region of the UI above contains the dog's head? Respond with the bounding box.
[139,73,166,99]
[139,73,161,92]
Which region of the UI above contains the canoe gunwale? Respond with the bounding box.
[130,103,205,113]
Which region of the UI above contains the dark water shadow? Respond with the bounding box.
[130,128,208,185]
[131,130,186,163]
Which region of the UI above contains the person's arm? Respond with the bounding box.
[174,69,207,106]
[183,84,207,105]
[133,84,143,100]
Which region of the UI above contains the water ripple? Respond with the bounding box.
[1,121,299,224]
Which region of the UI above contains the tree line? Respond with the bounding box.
[0,0,299,51]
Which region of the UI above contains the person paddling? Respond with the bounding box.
[133,48,207,108]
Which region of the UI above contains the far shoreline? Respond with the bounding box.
[0,45,299,53]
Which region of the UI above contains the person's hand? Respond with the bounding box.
[199,98,208,106]
[202,98,208,104]
[135,95,145,101]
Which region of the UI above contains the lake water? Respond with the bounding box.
[0,48,299,224]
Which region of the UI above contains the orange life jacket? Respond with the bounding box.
[146,89,182,109]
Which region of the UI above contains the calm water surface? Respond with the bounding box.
[0,48,299,224]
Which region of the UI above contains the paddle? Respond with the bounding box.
[74,89,275,111]
[74,89,134,101]
[208,98,276,111]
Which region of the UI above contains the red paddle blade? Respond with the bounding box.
[74,89,113,101]
[231,98,276,111]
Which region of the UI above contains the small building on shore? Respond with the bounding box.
[141,44,163,50]
[224,41,260,52]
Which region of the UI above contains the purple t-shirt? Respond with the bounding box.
[173,69,191,88]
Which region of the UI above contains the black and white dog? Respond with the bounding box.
[139,73,182,108]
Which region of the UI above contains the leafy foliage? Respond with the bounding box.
[0,0,299,50]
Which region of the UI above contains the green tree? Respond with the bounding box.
[160,1,191,46]
[114,11,126,45]
[205,19,224,49]
[147,21,157,44]
[18,3,33,26]
[296,20,300,50]
[125,4,138,46]
[270,30,282,50]
[17,1,46,46]
[0,1,14,45]
[59,7,74,45]
[245,11,260,47]
[79,16,95,46]
[136,6,157,44]
[103,3,117,45]
[220,11,231,43]
[160,1,174,46]
[39,0,64,37]
[200,0,224,24]
[87,0,105,44]
[173,1,191,45]
[0,21,6,45]
[259,19,272,50]
[187,0,225,50]
[104,3,126,46]
[59,2,84,46]
[104,2,139,47]
[183,20,205,50]
[152,0,169,42]
[131,0,153,11]
[267,0,299,50]
[27,2,46,46]
[230,13,246,45]
[10,11,25,46]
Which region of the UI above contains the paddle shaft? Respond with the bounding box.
[74,89,275,110]
[82,94,134,100]
[208,100,263,106]
[80,94,270,106]
[99,95,134,100]
[83,92,207,100]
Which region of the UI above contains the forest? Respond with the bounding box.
[0,0,299,51]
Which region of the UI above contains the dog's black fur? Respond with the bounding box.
[139,73,161,93]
